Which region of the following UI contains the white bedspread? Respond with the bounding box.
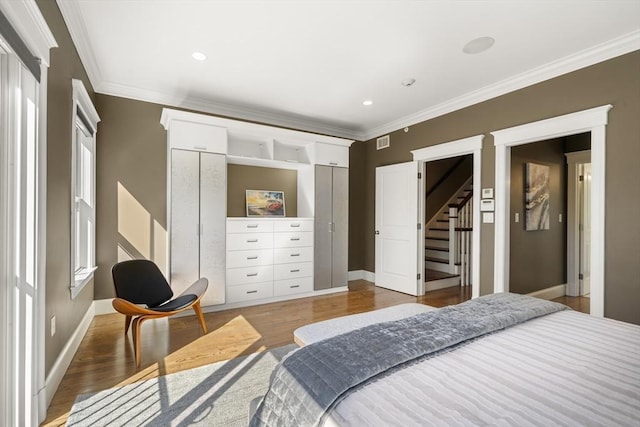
[327,310,640,426]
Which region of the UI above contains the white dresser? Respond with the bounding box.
[226,218,313,304]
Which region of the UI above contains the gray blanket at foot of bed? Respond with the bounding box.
[250,293,567,427]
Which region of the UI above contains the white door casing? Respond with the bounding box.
[375,161,421,296]
[411,135,483,299]
[492,105,611,318]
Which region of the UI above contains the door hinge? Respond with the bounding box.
[579,175,584,181]
[418,172,422,179]
[579,273,584,280]
[417,223,421,230]
[417,273,421,280]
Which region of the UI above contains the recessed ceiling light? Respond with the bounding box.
[192,52,207,61]
[463,37,495,55]
[401,78,416,87]
[362,100,373,106]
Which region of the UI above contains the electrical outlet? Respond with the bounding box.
[51,316,56,336]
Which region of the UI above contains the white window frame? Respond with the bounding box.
[70,79,99,298]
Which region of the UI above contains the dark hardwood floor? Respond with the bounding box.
[41,282,586,426]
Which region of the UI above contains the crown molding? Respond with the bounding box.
[0,0,57,65]
[362,29,640,141]
[56,0,102,88]
[96,80,364,140]
[57,0,638,144]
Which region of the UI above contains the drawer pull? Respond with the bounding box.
[290,237,300,241]
[290,253,300,257]
[246,224,258,228]
[290,285,300,289]
[290,223,300,228]
[246,290,258,294]
[247,239,258,243]
[247,256,258,260]
[247,273,258,277]
[290,269,300,273]
[329,162,338,166]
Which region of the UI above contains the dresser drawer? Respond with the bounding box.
[274,247,313,264]
[226,282,273,303]
[274,262,313,280]
[227,233,273,251]
[273,231,313,248]
[274,277,313,297]
[273,219,313,233]
[226,249,273,269]
[226,265,273,286]
[227,219,274,234]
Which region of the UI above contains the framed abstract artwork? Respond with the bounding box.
[525,162,550,231]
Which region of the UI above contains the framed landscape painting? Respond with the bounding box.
[525,162,550,231]
[246,190,285,217]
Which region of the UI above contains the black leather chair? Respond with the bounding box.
[111,259,208,366]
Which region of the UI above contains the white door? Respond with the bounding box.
[580,163,592,296]
[199,152,227,305]
[170,149,200,294]
[375,161,421,295]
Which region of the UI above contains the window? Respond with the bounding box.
[70,79,100,298]
[1,39,41,427]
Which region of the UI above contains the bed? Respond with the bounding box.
[250,293,640,426]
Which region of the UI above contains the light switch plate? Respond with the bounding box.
[482,212,494,223]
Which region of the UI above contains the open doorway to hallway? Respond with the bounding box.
[424,154,474,293]
[508,133,591,304]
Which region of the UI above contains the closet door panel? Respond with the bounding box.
[200,152,227,305]
[332,167,349,287]
[314,165,332,290]
[170,149,200,295]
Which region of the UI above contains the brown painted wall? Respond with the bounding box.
[37,0,96,375]
[352,51,640,324]
[348,141,365,270]
[227,165,297,217]
[94,94,167,300]
[509,139,566,294]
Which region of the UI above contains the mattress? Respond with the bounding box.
[294,303,436,346]
[326,310,640,426]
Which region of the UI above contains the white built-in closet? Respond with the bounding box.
[161,109,353,309]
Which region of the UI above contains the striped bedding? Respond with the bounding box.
[326,310,640,426]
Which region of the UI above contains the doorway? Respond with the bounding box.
[492,105,611,317]
[373,135,482,298]
[566,149,592,298]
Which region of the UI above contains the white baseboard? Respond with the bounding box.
[527,284,567,301]
[198,286,349,314]
[348,270,375,283]
[44,302,95,408]
[94,298,116,315]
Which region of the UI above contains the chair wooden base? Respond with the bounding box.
[113,293,209,367]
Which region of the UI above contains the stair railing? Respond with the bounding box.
[449,192,473,286]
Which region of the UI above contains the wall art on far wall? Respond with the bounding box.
[525,162,550,231]
[246,190,285,217]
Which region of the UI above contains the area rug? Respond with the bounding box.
[67,344,297,426]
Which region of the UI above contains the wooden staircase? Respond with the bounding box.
[425,179,473,291]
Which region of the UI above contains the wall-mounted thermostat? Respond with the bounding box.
[482,188,494,198]
[480,199,495,212]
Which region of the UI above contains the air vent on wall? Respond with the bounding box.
[376,135,390,150]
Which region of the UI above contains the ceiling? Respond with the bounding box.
[57,0,640,141]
